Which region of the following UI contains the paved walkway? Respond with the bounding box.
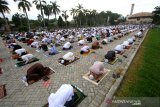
[0,30,146,107]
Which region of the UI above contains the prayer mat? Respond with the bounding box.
[0,84,7,99]
[43,51,61,57]
[27,67,55,85]
[102,58,118,65]
[108,58,118,65]
[116,50,125,55]
[124,45,131,50]
[15,57,39,67]
[58,57,80,66]
[81,50,95,56]
[42,84,86,107]
[83,69,111,85]
[0,58,4,63]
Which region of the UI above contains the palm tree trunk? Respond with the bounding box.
[55,14,56,19]
[41,4,45,27]
[25,11,30,31]
[2,12,9,31]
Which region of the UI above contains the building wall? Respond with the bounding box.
[126,17,153,24]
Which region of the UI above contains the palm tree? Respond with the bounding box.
[62,10,69,26]
[70,8,77,26]
[76,3,83,27]
[91,9,98,26]
[43,4,52,21]
[83,9,89,26]
[17,0,32,31]
[50,1,60,19]
[33,0,46,27]
[0,0,10,30]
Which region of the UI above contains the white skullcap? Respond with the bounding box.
[89,74,94,80]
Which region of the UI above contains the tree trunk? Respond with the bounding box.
[41,3,45,27]
[25,10,30,31]
[55,14,56,19]
[2,12,10,31]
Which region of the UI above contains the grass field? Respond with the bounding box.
[115,28,160,97]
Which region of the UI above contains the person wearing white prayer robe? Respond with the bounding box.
[127,38,134,44]
[48,84,74,107]
[17,54,34,64]
[114,44,124,54]
[62,52,75,62]
[31,41,39,48]
[63,42,72,50]
[15,48,27,56]
[78,40,85,46]
[80,46,90,54]
[122,41,130,49]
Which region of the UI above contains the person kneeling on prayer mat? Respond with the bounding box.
[101,39,108,44]
[114,44,125,54]
[78,40,85,46]
[31,41,39,48]
[127,38,134,45]
[48,44,58,55]
[39,43,48,51]
[48,84,74,107]
[59,52,75,64]
[21,63,51,86]
[14,48,27,56]
[89,61,105,80]
[92,41,101,49]
[104,51,116,62]
[17,54,34,64]
[10,44,22,52]
[80,46,90,54]
[86,36,92,42]
[63,42,73,50]
[122,41,130,49]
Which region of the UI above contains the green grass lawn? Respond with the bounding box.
[115,28,160,97]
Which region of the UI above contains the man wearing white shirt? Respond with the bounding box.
[48,84,74,107]
[18,54,34,64]
[31,41,39,48]
[63,42,72,50]
[15,48,27,56]
[122,41,130,49]
[78,40,85,46]
[114,44,124,54]
[80,46,90,54]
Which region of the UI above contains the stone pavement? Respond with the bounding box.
[0,30,147,107]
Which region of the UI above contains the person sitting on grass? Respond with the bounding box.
[63,42,73,50]
[48,84,74,107]
[92,41,102,49]
[104,51,116,62]
[47,44,58,55]
[78,39,85,46]
[80,46,90,54]
[59,52,75,64]
[21,63,51,86]
[17,53,34,64]
[88,61,105,80]
[114,44,125,54]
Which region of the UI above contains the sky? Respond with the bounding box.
[1,0,160,21]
